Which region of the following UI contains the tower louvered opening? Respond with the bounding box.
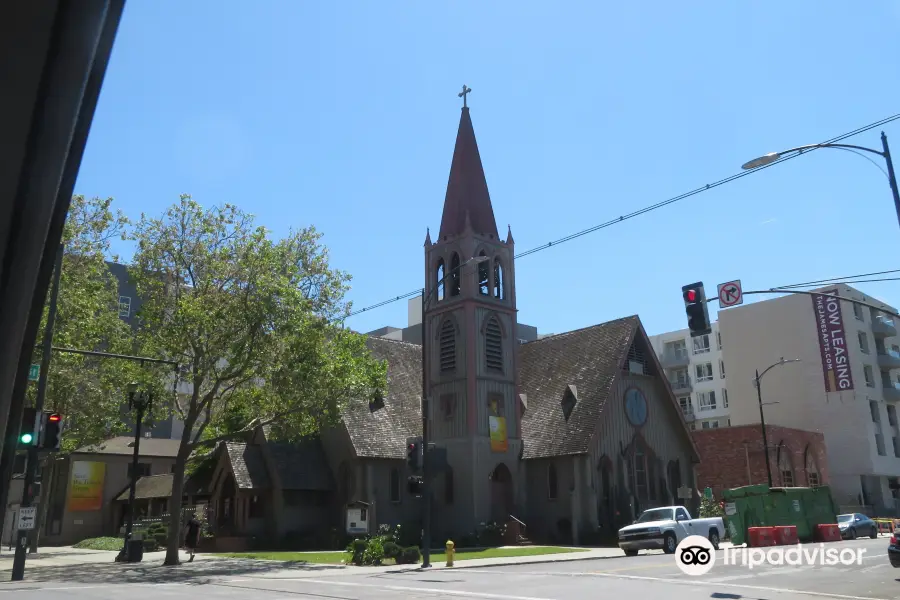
[485,317,503,372]
[440,319,456,372]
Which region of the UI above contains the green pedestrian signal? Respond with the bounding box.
[19,432,33,445]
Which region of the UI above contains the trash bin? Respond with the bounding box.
[126,534,144,563]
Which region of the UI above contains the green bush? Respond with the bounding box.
[383,541,400,560]
[346,538,368,566]
[142,538,159,552]
[476,521,507,547]
[699,495,724,519]
[363,537,385,565]
[396,546,421,565]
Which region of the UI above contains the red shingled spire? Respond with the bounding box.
[438,107,499,240]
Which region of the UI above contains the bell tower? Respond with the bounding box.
[423,93,521,533]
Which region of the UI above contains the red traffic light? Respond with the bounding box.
[408,443,416,451]
[47,413,61,422]
[685,289,697,302]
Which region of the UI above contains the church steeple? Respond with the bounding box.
[438,106,499,240]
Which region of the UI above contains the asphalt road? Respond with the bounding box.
[2,537,896,600]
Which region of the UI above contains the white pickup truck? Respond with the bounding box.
[617,505,725,556]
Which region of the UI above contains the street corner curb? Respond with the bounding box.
[413,552,626,571]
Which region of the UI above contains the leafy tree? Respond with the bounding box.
[699,494,725,519]
[129,195,386,565]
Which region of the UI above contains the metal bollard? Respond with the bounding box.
[446,540,455,567]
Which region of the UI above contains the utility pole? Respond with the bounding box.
[420,290,432,569]
[116,380,151,563]
[11,245,63,581]
[755,368,774,489]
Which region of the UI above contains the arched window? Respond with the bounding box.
[449,253,461,296]
[778,443,794,487]
[548,463,558,500]
[477,251,489,295]
[493,259,504,299]
[439,319,456,372]
[389,467,401,503]
[436,258,445,301]
[485,316,503,372]
[805,446,820,487]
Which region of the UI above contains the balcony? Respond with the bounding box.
[668,375,693,395]
[659,350,690,369]
[873,315,898,338]
[877,350,900,370]
[681,409,695,422]
[884,382,900,402]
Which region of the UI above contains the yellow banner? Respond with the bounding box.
[68,461,105,512]
[489,416,508,452]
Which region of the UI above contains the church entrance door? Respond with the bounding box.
[490,463,513,523]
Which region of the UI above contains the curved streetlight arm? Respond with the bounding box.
[781,142,886,158]
[755,358,801,385]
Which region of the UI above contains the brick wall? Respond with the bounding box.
[692,424,829,498]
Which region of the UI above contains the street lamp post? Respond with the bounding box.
[116,382,153,563]
[753,358,800,488]
[742,132,900,230]
[420,254,488,569]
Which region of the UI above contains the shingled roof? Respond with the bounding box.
[115,473,173,501]
[342,336,422,459]
[520,316,639,459]
[225,441,271,489]
[74,436,180,458]
[266,438,333,491]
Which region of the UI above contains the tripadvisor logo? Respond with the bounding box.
[675,535,866,576]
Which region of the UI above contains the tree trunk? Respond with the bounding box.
[165,409,198,566]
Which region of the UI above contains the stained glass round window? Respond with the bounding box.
[625,388,648,427]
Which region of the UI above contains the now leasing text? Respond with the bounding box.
[721,544,865,569]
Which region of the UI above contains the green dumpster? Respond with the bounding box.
[722,485,838,545]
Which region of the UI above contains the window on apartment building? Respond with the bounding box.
[865,365,875,387]
[870,400,881,423]
[668,339,688,360]
[390,468,401,503]
[679,396,692,416]
[692,335,710,354]
[859,331,870,354]
[854,303,864,321]
[118,295,131,318]
[697,390,717,411]
[689,423,696,431]
[893,344,900,354]
[702,421,710,429]
[876,433,887,456]
[727,418,731,426]
[716,331,722,350]
[722,388,729,408]
[671,368,689,387]
[696,363,713,382]
[893,437,900,458]
[719,360,725,378]
[888,405,898,428]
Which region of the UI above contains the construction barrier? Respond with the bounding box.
[874,518,899,535]
[748,526,777,547]
[815,523,842,542]
[773,525,799,545]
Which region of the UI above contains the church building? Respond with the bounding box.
[200,102,702,547]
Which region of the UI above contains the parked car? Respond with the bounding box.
[837,513,878,539]
[618,505,725,556]
[889,529,900,568]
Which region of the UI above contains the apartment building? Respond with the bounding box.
[717,283,900,515]
[649,323,731,431]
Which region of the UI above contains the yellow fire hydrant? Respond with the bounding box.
[445,540,455,567]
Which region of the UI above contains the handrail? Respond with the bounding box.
[509,514,525,527]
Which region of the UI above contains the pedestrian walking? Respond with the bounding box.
[183,515,201,562]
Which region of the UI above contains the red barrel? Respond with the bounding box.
[815,523,842,542]
[773,525,798,545]
[748,526,777,547]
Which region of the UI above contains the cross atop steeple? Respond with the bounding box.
[458,85,472,108]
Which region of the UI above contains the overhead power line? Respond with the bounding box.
[773,269,900,290]
[346,112,900,320]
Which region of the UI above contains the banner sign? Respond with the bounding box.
[68,461,106,512]
[489,416,508,452]
[812,289,854,392]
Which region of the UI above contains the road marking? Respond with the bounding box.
[0,583,184,593]
[458,569,883,600]
[273,578,557,600]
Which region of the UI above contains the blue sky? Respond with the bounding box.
[74,1,900,337]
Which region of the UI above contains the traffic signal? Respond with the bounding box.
[682,282,711,337]
[18,407,37,446]
[407,475,424,496]
[39,412,63,451]
[406,437,422,471]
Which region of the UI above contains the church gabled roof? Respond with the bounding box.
[519,316,701,461]
[341,336,422,458]
[438,107,499,240]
